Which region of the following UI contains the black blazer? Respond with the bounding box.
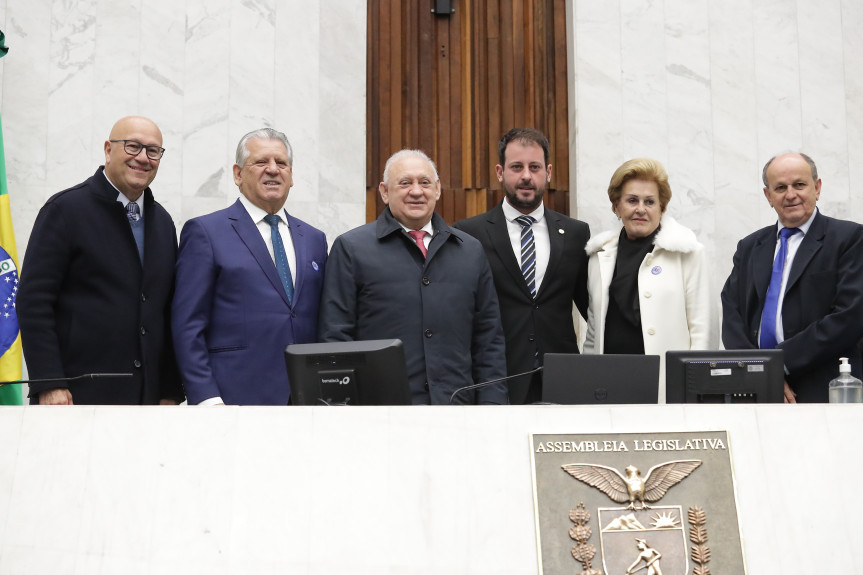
[454,203,590,404]
[18,167,183,404]
[721,211,863,401]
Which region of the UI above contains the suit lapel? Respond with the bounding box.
[786,213,825,292]
[486,204,533,299]
[750,228,777,302]
[540,208,564,300]
[228,200,292,307]
[286,212,307,305]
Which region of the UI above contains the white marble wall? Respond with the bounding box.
[3,0,863,353]
[568,0,863,298]
[0,0,366,255]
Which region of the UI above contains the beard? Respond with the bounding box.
[503,181,546,212]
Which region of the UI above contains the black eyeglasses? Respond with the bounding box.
[109,139,165,161]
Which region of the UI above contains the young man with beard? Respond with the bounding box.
[454,128,590,404]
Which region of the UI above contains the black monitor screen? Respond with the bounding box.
[665,349,785,404]
[285,339,411,406]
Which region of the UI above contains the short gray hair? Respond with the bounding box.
[236,128,293,167]
[762,152,818,187]
[382,149,439,184]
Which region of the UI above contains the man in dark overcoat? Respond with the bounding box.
[18,116,182,405]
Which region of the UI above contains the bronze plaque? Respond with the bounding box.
[530,431,746,575]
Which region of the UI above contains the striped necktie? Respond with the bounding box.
[515,215,537,298]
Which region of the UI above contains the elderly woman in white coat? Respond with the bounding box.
[583,158,717,401]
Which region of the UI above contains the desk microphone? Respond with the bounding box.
[449,366,544,405]
[0,373,134,385]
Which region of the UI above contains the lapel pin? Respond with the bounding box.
[558,229,565,234]
[312,261,319,271]
[651,266,662,275]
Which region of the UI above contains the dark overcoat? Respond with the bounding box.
[319,209,507,405]
[18,167,182,404]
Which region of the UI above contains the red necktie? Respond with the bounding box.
[408,230,428,257]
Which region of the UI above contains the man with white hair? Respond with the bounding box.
[172,128,327,405]
[318,149,508,404]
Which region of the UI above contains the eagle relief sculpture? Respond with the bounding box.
[561,460,702,509]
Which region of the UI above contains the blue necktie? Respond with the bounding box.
[515,215,537,298]
[126,202,144,262]
[759,227,800,349]
[264,214,294,304]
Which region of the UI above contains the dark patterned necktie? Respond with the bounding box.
[264,214,294,304]
[126,202,140,222]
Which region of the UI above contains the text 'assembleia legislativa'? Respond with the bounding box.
[535,437,726,454]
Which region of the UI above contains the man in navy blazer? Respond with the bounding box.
[721,152,863,402]
[172,128,327,405]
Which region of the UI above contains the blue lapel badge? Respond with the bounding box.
[651,266,662,275]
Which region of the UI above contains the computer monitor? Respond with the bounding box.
[285,339,412,406]
[665,349,785,403]
[542,354,660,404]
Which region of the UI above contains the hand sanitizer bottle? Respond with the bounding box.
[828,357,863,403]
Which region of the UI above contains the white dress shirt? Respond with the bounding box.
[397,219,435,251]
[103,171,145,218]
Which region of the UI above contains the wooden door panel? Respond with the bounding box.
[367,0,570,222]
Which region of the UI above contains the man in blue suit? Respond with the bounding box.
[172,128,327,405]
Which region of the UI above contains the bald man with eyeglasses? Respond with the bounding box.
[17,116,184,405]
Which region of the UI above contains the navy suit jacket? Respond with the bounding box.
[453,203,590,404]
[721,211,863,401]
[172,199,327,405]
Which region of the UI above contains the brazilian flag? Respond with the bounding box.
[0,29,23,405]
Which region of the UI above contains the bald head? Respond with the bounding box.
[103,116,164,201]
[108,116,162,142]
